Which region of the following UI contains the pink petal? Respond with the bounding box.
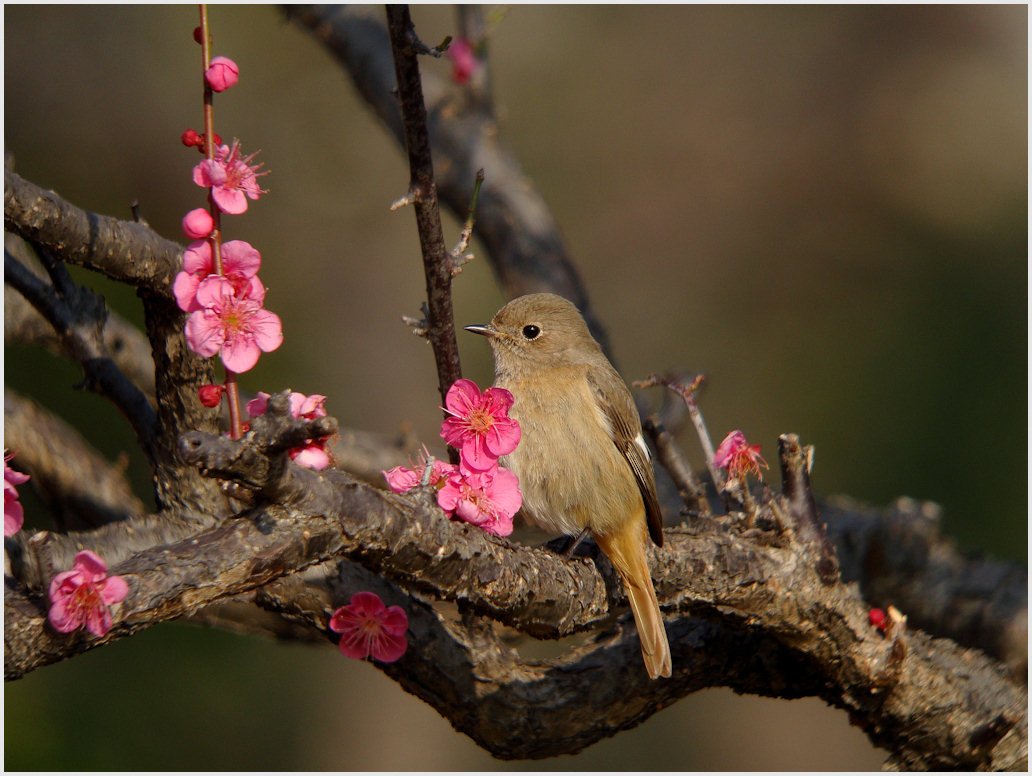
[73,550,110,582]
[444,378,481,415]
[182,240,213,275]
[82,602,114,637]
[220,240,261,277]
[99,574,129,605]
[436,475,462,513]
[172,271,202,312]
[328,607,359,635]
[194,275,233,309]
[482,386,515,415]
[457,436,497,471]
[220,334,261,373]
[479,513,514,538]
[246,392,271,418]
[212,186,248,215]
[47,598,81,633]
[298,394,327,418]
[193,159,224,188]
[337,628,372,660]
[184,310,226,359]
[483,417,521,457]
[48,570,80,602]
[487,467,522,517]
[379,606,409,637]
[291,445,329,471]
[350,591,387,617]
[713,430,746,468]
[371,629,407,663]
[383,466,419,493]
[439,416,469,450]
[5,500,24,536]
[248,309,283,352]
[454,498,484,525]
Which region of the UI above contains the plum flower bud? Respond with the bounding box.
[447,38,481,85]
[868,608,887,631]
[198,384,224,407]
[181,128,203,148]
[205,56,239,92]
[192,26,204,45]
[182,208,214,240]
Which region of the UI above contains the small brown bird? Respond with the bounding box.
[466,293,671,679]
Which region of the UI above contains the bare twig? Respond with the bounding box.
[385,5,464,443]
[635,373,721,488]
[642,415,710,516]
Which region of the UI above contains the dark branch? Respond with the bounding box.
[5,421,1026,768]
[4,170,180,293]
[3,389,148,529]
[4,249,158,460]
[385,4,464,428]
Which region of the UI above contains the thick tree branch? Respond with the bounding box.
[4,420,1025,768]
[4,170,180,293]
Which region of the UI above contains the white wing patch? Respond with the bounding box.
[633,431,651,462]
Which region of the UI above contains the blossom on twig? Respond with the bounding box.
[48,550,129,637]
[329,592,408,663]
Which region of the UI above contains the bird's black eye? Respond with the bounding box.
[522,324,541,340]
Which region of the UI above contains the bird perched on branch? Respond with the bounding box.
[466,293,671,679]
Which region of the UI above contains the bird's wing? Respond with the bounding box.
[587,367,665,547]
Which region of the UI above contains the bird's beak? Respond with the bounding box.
[464,323,496,338]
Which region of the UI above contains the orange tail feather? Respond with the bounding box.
[595,525,672,679]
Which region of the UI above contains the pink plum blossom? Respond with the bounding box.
[447,38,481,85]
[329,591,408,663]
[382,452,456,493]
[182,207,214,240]
[204,55,239,92]
[4,453,29,537]
[193,140,266,215]
[437,464,521,538]
[440,379,520,470]
[184,276,282,373]
[713,430,768,481]
[48,550,129,637]
[173,238,263,312]
[246,391,332,470]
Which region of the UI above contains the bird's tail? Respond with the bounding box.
[595,524,672,679]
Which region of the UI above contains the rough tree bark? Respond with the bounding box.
[3,5,1026,772]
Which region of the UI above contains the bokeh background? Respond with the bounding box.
[4,4,1025,770]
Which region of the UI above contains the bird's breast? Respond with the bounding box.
[498,369,642,537]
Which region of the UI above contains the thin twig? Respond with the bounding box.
[635,373,721,488]
[385,4,464,462]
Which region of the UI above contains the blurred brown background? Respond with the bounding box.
[4,5,1025,770]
